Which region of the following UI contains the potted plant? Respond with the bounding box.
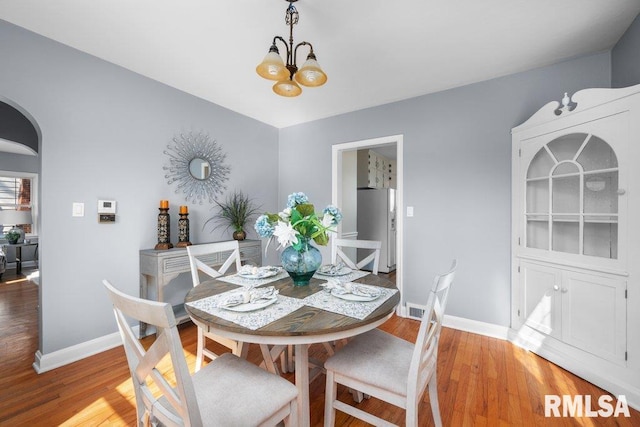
[5,230,20,244]
[205,190,261,240]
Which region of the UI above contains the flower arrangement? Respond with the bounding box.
[254,192,342,252]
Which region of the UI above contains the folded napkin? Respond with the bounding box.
[322,280,381,298]
[217,286,279,307]
[318,263,347,275]
[238,265,281,277]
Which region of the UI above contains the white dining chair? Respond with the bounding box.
[332,238,382,274]
[187,241,245,371]
[323,260,456,427]
[103,280,298,427]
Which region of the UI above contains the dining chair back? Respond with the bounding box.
[186,241,242,286]
[332,238,382,274]
[103,279,299,427]
[323,260,457,427]
[186,241,245,370]
[104,279,202,426]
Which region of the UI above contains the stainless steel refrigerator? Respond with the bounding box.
[357,188,396,273]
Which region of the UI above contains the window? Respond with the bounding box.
[0,174,35,235]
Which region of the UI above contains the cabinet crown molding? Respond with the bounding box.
[513,84,640,134]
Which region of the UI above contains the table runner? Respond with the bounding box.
[302,285,398,320]
[186,289,304,330]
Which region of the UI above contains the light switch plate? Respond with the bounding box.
[72,202,85,217]
[407,206,414,217]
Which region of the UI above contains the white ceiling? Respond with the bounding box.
[1,0,639,129]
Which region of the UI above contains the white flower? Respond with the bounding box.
[322,212,335,228]
[273,220,299,248]
[279,207,292,222]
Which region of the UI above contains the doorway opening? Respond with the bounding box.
[331,134,406,317]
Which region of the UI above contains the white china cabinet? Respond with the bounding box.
[511,85,640,406]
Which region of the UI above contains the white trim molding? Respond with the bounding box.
[331,134,404,312]
[32,328,129,373]
[443,315,510,340]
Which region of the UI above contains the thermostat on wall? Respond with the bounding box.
[98,200,116,223]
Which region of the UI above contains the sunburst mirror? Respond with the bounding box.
[163,131,230,204]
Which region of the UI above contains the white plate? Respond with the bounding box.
[331,286,381,302]
[221,296,278,312]
[237,267,280,279]
[316,265,353,276]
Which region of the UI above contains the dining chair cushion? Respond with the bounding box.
[157,353,298,426]
[324,328,415,397]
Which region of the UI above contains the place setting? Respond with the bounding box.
[217,264,289,287]
[217,286,280,312]
[313,262,370,282]
[186,285,305,330]
[302,278,398,320]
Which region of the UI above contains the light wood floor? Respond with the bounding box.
[1,273,639,426]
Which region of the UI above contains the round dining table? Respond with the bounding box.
[184,272,400,427]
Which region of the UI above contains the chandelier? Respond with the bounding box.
[256,0,327,97]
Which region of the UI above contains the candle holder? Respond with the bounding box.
[155,203,173,250]
[176,206,192,248]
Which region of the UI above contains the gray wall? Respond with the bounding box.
[279,52,611,326]
[0,20,279,353]
[612,13,640,87]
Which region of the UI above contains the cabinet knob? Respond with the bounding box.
[617,189,626,195]
[553,285,560,291]
[562,288,568,293]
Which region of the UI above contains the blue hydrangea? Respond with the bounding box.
[323,205,343,225]
[287,192,309,208]
[254,214,275,238]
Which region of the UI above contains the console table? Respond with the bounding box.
[2,242,38,275]
[139,239,262,337]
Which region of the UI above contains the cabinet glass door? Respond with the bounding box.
[525,133,618,258]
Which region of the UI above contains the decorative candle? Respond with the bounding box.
[155,202,173,250]
[176,207,192,248]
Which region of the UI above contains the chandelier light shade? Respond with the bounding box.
[256,49,289,81]
[273,79,302,97]
[256,0,327,97]
[294,53,327,87]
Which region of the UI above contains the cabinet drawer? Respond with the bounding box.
[163,253,217,274]
[239,246,260,259]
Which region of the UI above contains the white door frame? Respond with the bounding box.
[331,134,405,317]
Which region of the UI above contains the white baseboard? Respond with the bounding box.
[400,304,509,340]
[443,314,510,340]
[32,328,130,373]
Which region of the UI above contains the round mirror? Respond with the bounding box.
[189,158,211,180]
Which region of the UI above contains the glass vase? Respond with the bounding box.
[280,238,322,286]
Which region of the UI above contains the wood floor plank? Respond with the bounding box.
[1,275,640,426]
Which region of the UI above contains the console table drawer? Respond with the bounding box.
[163,253,217,274]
